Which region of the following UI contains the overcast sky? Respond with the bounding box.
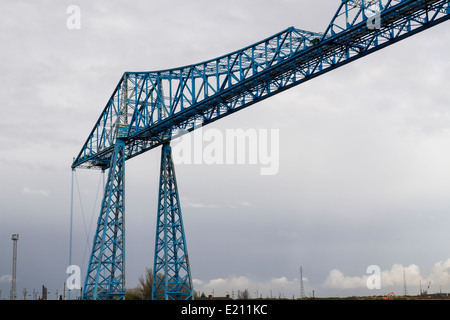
[1,0,450,300]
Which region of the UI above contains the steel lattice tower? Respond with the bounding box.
[82,139,126,300]
[152,143,193,300]
[10,234,18,300]
[82,77,129,300]
[300,266,305,299]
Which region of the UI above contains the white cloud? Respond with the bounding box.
[193,275,301,298]
[181,196,256,209]
[381,264,421,287]
[189,260,450,298]
[271,276,290,286]
[183,201,220,209]
[322,259,450,292]
[429,259,450,286]
[22,187,51,197]
[323,269,368,289]
[0,274,12,283]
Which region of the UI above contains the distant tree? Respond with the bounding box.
[125,287,143,300]
[126,267,193,300]
[138,267,154,299]
[194,291,207,300]
[125,267,153,300]
[238,289,250,300]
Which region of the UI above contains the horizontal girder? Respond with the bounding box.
[72,0,450,170]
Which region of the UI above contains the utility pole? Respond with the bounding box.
[10,234,19,300]
[42,285,48,300]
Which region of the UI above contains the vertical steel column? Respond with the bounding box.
[152,142,193,300]
[82,139,126,300]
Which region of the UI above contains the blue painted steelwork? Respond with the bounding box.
[152,143,193,300]
[82,139,126,300]
[72,0,450,300]
[72,0,450,171]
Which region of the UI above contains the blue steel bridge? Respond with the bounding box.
[70,0,450,300]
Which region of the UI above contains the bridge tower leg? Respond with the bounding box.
[152,142,193,300]
[82,139,126,300]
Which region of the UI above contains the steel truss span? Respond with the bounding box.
[72,0,450,300]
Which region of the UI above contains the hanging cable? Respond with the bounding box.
[69,169,105,299]
[79,170,104,275]
[68,168,75,300]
